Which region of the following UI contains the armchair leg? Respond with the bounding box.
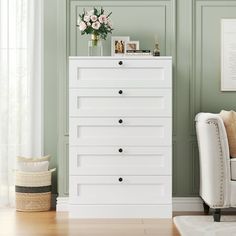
[213,209,221,222]
[203,202,210,215]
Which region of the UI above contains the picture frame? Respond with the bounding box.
[221,19,236,91]
[111,36,130,56]
[125,41,139,51]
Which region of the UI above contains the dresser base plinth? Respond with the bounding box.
[68,204,172,218]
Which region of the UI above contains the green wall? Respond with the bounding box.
[44,0,58,194]
[44,0,236,197]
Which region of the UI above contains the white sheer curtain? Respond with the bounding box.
[0,0,42,206]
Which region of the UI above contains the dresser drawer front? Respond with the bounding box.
[69,118,171,146]
[69,146,171,175]
[69,89,171,117]
[69,59,171,88]
[69,176,171,205]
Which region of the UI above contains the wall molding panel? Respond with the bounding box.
[191,141,199,195]
[172,141,177,195]
[190,0,236,135]
[69,0,176,56]
[57,0,69,197]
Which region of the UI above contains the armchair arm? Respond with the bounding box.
[195,113,231,208]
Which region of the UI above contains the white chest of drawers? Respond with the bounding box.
[69,57,172,218]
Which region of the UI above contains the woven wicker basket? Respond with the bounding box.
[15,169,55,212]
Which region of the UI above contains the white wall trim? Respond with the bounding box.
[56,197,69,212]
[173,197,203,211]
[56,197,204,212]
[57,197,236,213]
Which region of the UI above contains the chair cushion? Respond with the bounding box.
[231,158,236,180]
[220,110,236,158]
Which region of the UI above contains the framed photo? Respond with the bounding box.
[126,41,139,51]
[111,36,130,56]
[221,19,236,91]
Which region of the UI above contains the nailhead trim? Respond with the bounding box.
[207,120,226,207]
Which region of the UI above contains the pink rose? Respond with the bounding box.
[90,15,97,22]
[98,15,107,23]
[79,21,87,31]
[83,15,90,22]
[92,21,101,30]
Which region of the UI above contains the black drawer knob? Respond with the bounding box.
[118,119,123,124]
[118,90,123,94]
[118,177,123,182]
[118,61,123,65]
[118,148,123,153]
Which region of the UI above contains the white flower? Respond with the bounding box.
[90,15,97,22]
[83,15,90,22]
[98,14,107,23]
[92,21,101,30]
[79,21,87,31]
[87,10,94,16]
[87,22,91,26]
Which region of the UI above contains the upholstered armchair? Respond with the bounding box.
[195,112,236,222]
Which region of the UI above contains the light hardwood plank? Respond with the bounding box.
[0,209,180,236]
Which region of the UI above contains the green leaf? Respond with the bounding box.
[94,7,98,15]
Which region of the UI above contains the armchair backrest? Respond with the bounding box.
[195,113,231,207]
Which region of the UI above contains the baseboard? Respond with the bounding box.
[56,197,204,212]
[56,196,236,213]
[69,204,172,218]
[172,197,203,211]
[56,197,69,211]
[173,197,236,212]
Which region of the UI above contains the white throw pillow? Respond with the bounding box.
[17,161,49,172]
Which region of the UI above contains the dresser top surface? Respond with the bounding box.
[69,56,172,60]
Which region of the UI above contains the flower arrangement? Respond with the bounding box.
[77,7,113,45]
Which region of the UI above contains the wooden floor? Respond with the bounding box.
[0,208,181,236]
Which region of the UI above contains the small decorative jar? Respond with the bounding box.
[153,42,160,56]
